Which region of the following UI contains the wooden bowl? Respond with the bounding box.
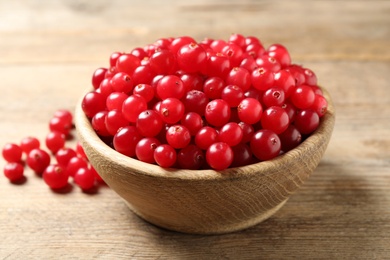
[75,88,335,235]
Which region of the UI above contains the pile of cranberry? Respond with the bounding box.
[2,109,104,190]
[3,34,329,190]
[82,34,328,171]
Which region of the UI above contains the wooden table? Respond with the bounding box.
[1,1,389,259]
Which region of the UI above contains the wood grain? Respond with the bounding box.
[0,0,389,259]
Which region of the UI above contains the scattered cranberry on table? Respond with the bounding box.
[82,34,328,170]
[2,109,103,192]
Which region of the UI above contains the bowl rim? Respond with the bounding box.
[75,86,335,181]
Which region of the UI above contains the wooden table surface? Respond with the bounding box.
[1,0,389,259]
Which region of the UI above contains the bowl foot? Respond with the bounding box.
[124,199,288,235]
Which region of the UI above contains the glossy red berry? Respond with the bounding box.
[282,102,297,122]
[53,109,73,127]
[225,67,251,91]
[180,73,204,92]
[3,162,24,182]
[149,49,176,75]
[182,90,209,116]
[244,88,262,100]
[122,94,148,123]
[245,36,262,46]
[43,164,69,189]
[76,142,88,160]
[206,142,233,171]
[82,91,106,118]
[116,53,141,75]
[231,143,253,167]
[205,53,231,78]
[159,98,185,124]
[154,144,177,168]
[251,68,274,91]
[294,109,320,134]
[55,148,77,167]
[218,122,243,147]
[255,55,281,72]
[261,106,290,134]
[105,109,129,136]
[238,121,255,143]
[166,125,191,149]
[99,78,113,98]
[222,43,244,67]
[92,68,107,89]
[245,43,265,59]
[240,56,258,71]
[20,136,40,155]
[205,99,231,127]
[203,77,225,99]
[177,43,207,73]
[177,145,205,170]
[286,65,306,86]
[250,129,281,161]
[49,116,72,136]
[104,66,117,79]
[273,70,296,97]
[132,84,154,103]
[210,39,228,53]
[27,148,51,174]
[311,94,328,117]
[170,36,196,54]
[267,44,291,67]
[132,64,155,86]
[154,37,173,49]
[2,143,23,163]
[136,110,163,137]
[279,125,302,152]
[181,112,203,136]
[66,156,88,177]
[113,126,143,157]
[45,131,66,154]
[229,33,246,48]
[109,52,122,67]
[221,85,245,107]
[106,92,128,111]
[303,67,318,86]
[135,137,161,164]
[110,72,134,93]
[130,48,147,59]
[195,126,219,150]
[291,85,316,109]
[237,98,262,124]
[156,75,185,100]
[262,87,285,108]
[74,167,96,190]
[91,111,111,137]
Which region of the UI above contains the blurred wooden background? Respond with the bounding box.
[0,0,389,259]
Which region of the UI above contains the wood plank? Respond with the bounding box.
[0,0,389,259]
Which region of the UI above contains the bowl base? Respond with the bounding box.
[124,199,288,235]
